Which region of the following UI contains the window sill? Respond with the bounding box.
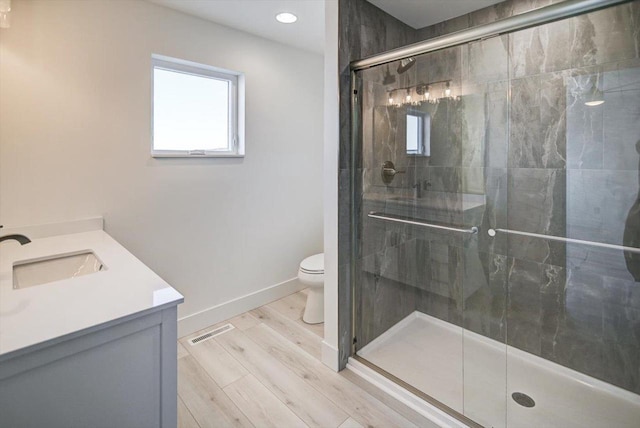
[151,152,245,158]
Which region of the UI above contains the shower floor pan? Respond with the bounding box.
[357,311,640,428]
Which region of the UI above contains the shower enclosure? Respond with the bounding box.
[348,0,640,426]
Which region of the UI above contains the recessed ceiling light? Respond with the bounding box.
[276,12,297,24]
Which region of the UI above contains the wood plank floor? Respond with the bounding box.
[177,289,424,428]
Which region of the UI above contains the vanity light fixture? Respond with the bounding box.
[0,0,11,29]
[387,80,454,107]
[276,12,297,24]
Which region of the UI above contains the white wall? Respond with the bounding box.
[0,0,324,335]
[322,0,340,371]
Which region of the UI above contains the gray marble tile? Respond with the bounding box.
[356,272,417,348]
[464,252,508,342]
[571,3,638,69]
[540,291,564,335]
[427,98,464,167]
[415,14,470,41]
[510,0,564,15]
[634,1,640,59]
[562,269,605,340]
[566,169,638,246]
[603,303,640,347]
[602,276,640,309]
[468,1,514,27]
[566,71,605,169]
[509,73,567,169]
[507,168,566,265]
[509,19,575,78]
[464,35,509,85]
[507,258,543,324]
[601,341,640,394]
[507,319,542,355]
[541,331,605,381]
[603,89,640,170]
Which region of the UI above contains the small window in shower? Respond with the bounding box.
[406,110,430,156]
[151,54,245,157]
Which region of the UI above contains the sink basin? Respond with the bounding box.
[13,251,106,289]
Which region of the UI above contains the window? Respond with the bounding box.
[406,110,430,156]
[151,55,245,157]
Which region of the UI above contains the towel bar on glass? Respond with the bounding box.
[368,211,478,234]
[487,228,640,254]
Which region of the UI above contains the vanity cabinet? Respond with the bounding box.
[0,221,183,428]
[0,304,179,428]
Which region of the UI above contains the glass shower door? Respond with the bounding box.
[501,5,640,427]
[353,38,510,425]
[458,34,511,428]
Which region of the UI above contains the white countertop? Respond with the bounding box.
[0,221,183,357]
[363,191,486,212]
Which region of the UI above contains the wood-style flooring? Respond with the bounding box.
[177,288,433,428]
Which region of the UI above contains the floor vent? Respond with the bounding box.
[189,324,234,345]
[512,392,535,408]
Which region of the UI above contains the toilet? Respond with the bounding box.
[298,253,324,324]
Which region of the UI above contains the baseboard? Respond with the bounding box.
[321,340,340,371]
[346,358,469,428]
[177,277,304,337]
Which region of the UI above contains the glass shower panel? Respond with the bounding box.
[353,41,507,420]
[503,4,640,426]
[458,35,510,428]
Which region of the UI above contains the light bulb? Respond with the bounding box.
[445,82,451,97]
[406,91,411,102]
[388,96,394,105]
[0,11,9,29]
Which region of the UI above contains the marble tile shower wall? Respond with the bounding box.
[337,0,417,368]
[341,0,640,394]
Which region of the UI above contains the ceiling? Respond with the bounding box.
[368,0,506,29]
[147,0,325,54]
[147,0,506,55]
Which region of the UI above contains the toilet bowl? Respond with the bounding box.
[298,253,324,324]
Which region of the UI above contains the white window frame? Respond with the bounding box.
[151,54,245,158]
[406,109,431,157]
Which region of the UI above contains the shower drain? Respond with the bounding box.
[512,392,536,408]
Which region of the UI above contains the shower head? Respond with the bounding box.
[397,57,415,74]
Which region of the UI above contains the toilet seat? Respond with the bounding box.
[300,267,323,275]
[299,253,324,274]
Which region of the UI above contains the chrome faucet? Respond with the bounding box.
[0,234,31,245]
